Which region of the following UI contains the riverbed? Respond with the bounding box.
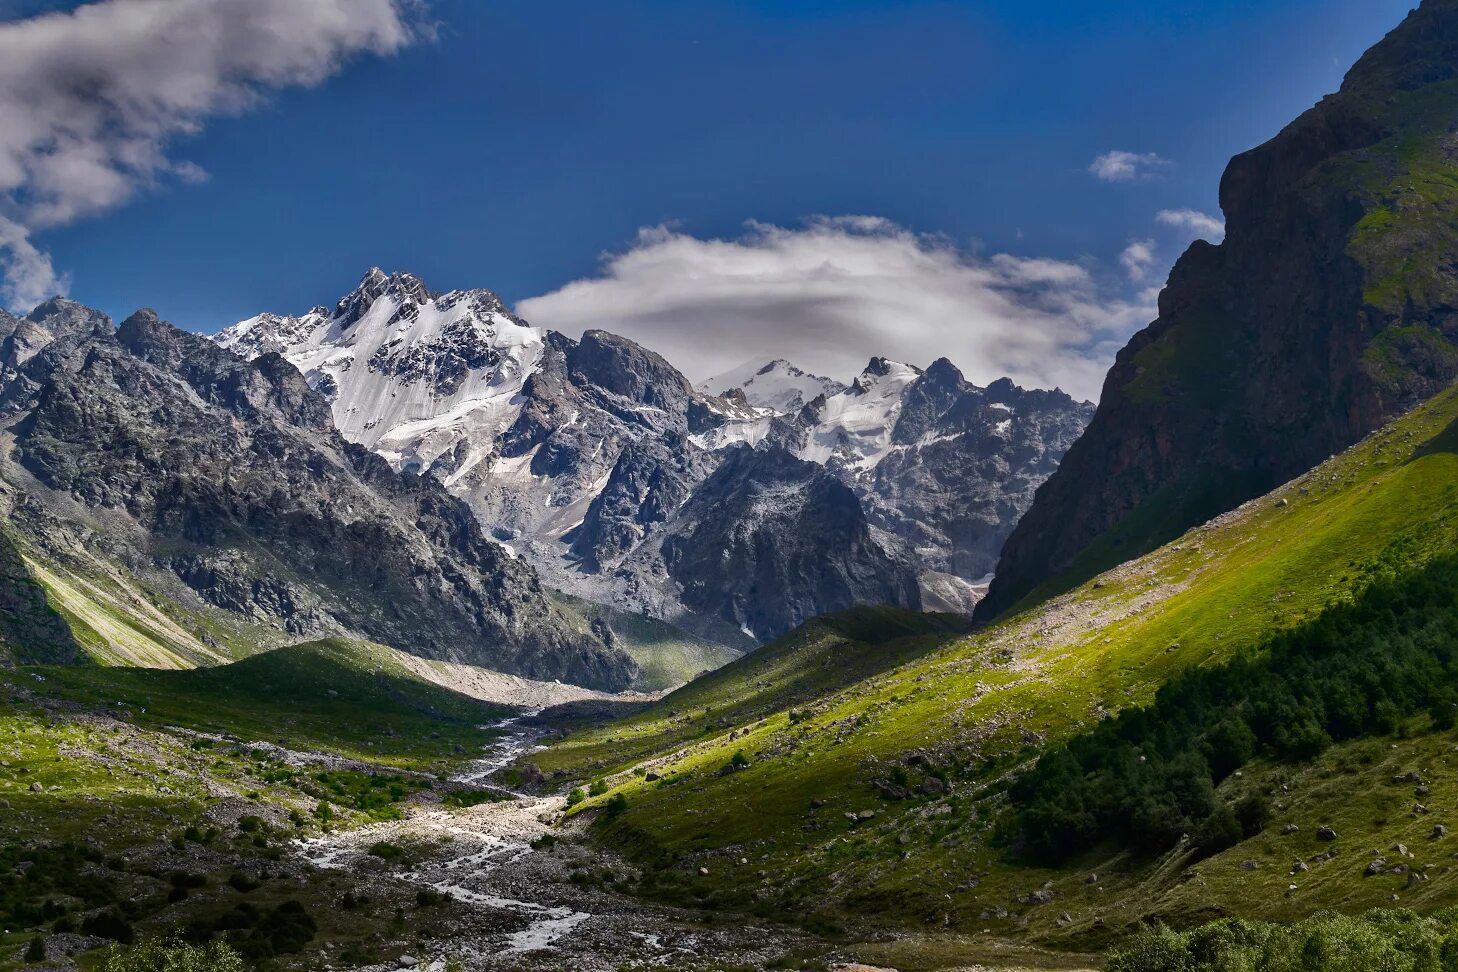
[294,716,825,970]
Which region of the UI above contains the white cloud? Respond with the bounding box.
[519,217,1157,402]
[0,216,67,311]
[0,0,423,310]
[1156,207,1226,241]
[1089,150,1171,182]
[1119,239,1157,281]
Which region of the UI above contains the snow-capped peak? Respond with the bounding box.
[215,269,545,470]
[797,357,922,471]
[698,357,847,414]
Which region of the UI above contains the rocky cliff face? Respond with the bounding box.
[661,445,921,641]
[980,0,1458,619]
[0,305,635,688]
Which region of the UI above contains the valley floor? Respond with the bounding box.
[288,719,1094,972]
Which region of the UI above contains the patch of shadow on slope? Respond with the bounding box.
[0,529,81,665]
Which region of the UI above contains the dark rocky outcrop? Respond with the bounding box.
[981,0,1458,619]
[662,445,921,641]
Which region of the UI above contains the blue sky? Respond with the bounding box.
[0,0,1418,391]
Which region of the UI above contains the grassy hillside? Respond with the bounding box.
[0,525,257,670]
[534,606,971,780]
[23,639,510,769]
[539,384,1458,947]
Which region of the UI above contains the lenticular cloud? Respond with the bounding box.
[520,217,1154,401]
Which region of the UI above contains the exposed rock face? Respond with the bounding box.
[0,299,110,378]
[715,358,1093,583]
[218,269,1091,640]
[661,445,921,641]
[1,308,635,689]
[981,0,1458,619]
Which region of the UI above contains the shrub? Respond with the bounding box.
[82,907,135,944]
[226,872,261,893]
[368,842,403,861]
[98,939,245,972]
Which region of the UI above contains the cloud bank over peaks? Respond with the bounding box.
[519,216,1158,402]
[0,0,425,310]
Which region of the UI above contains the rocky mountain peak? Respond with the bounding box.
[698,357,846,413]
[217,270,1094,640]
[1,298,112,372]
[567,329,693,410]
[121,309,334,432]
[334,267,434,329]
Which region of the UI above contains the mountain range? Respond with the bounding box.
[217,272,1092,643]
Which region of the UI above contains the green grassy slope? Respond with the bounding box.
[534,606,971,780]
[21,639,511,769]
[0,522,284,670]
[541,384,1458,944]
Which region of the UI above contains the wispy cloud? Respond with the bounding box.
[519,217,1156,401]
[1119,239,1157,282]
[1156,207,1226,241]
[1089,150,1171,183]
[0,0,425,310]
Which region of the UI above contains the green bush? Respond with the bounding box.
[82,907,135,944]
[25,936,45,962]
[368,841,403,861]
[98,939,245,972]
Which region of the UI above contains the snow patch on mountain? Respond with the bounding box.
[218,268,546,488]
[699,357,846,413]
[797,357,921,472]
